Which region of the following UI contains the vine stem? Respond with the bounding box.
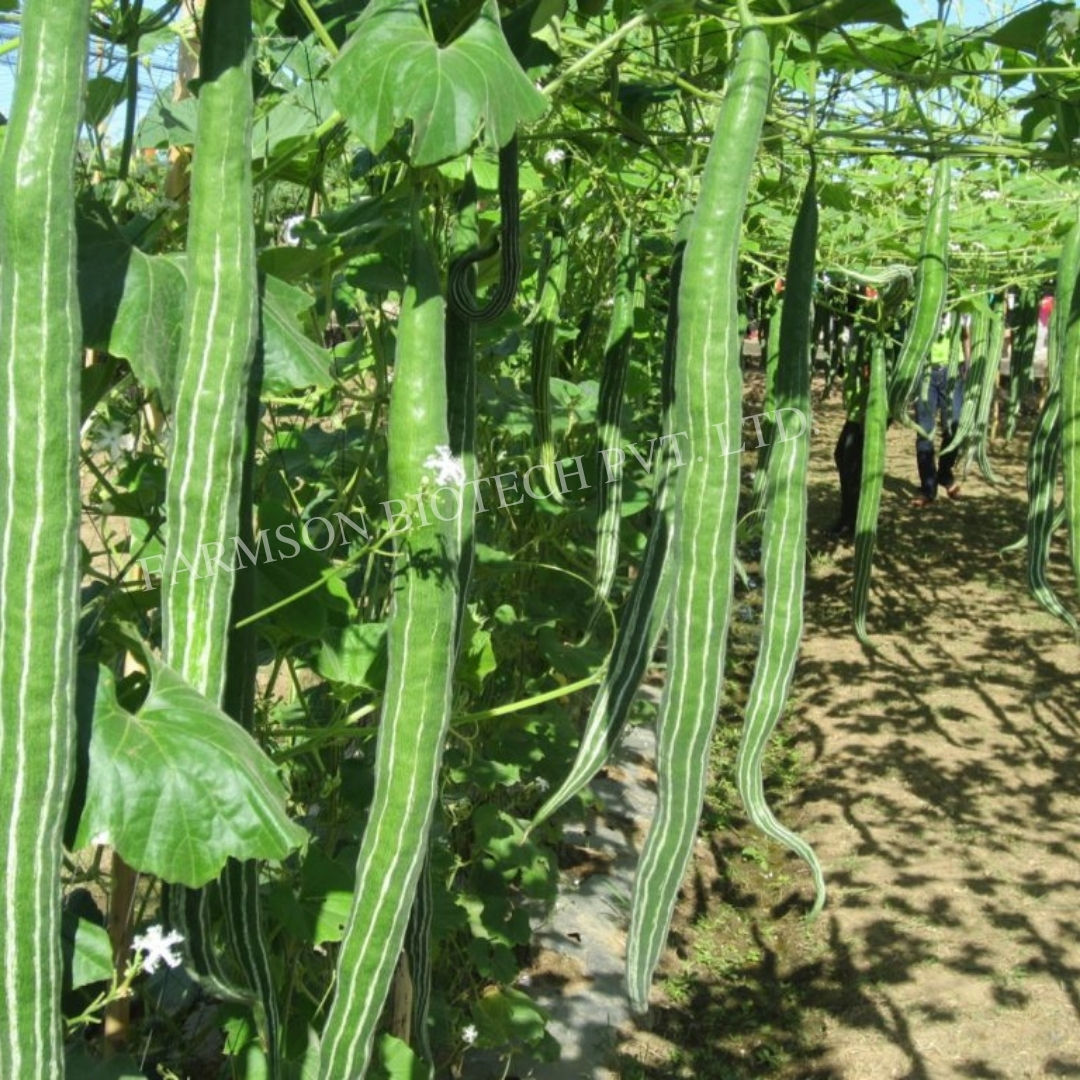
[543,8,659,98]
[295,0,338,57]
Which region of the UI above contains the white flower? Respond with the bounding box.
[423,445,466,488]
[980,189,1002,200]
[92,421,135,463]
[543,147,566,167]
[462,1023,479,1046]
[281,214,305,247]
[131,925,185,974]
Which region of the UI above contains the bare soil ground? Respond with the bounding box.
[617,375,1080,1080]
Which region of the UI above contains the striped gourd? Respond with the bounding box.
[528,215,688,833]
[157,0,281,1061]
[0,3,90,1076]
[1005,291,1036,443]
[941,300,990,457]
[1051,210,1080,388]
[317,231,459,1080]
[403,171,483,1077]
[735,168,825,914]
[594,226,638,600]
[447,136,521,324]
[887,158,950,428]
[1023,214,1080,629]
[531,222,569,502]
[1024,387,1074,629]
[626,14,770,1013]
[1057,209,1080,605]
[966,303,1005,484]
[852,337,888,645]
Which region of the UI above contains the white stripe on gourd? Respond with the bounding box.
[0,3,90,1077]
[626,18,770,1014]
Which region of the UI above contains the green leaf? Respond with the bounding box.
[74,660,306,887]
[136,94,197,149]
[989,2,1071,52]
[262,275,335,393]
[369,1034,426,1080]
[85,76,126,128]
[457,606,497,694]
[759,0,904,40]
[61,914,113,989]
[76,209,185,407]
[316,622,388,691]
[471,986,551,1050]
[328,0,547,165]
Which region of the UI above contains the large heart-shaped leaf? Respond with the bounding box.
[74,659,306,886]
[328,0,546,165]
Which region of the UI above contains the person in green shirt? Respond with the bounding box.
[912,313,969,507]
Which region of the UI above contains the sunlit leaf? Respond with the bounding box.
[328,0,547,165]
[74,660,306,887]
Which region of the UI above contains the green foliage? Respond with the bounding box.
[3,0,1079,1074]
[328,0,547,165]
[73,659,306,887]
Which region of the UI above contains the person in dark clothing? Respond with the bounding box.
[832,418,864,539]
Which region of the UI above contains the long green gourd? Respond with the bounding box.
[626,13,769,1014]
[1024,216,1080,630]
[1005,291,1036,443]
[595,226,638,600]
[528,214,688,834]
[157,0,280,1061]
[852,337,888,645]
[0,3,90,1076]
[887,158,950,428]
[1050,210,1080,389]
[1057,210,1080,607]
[403,170,482,1077]
[1025,388,1074,629]
[318,231,459,1080]
[531,223,569,503]
[735,168,824,914]
[967,303,1005,484]
[447,137,521,324]
[942,300,989,457]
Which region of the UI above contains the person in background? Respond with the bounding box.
[912,311,970,507]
